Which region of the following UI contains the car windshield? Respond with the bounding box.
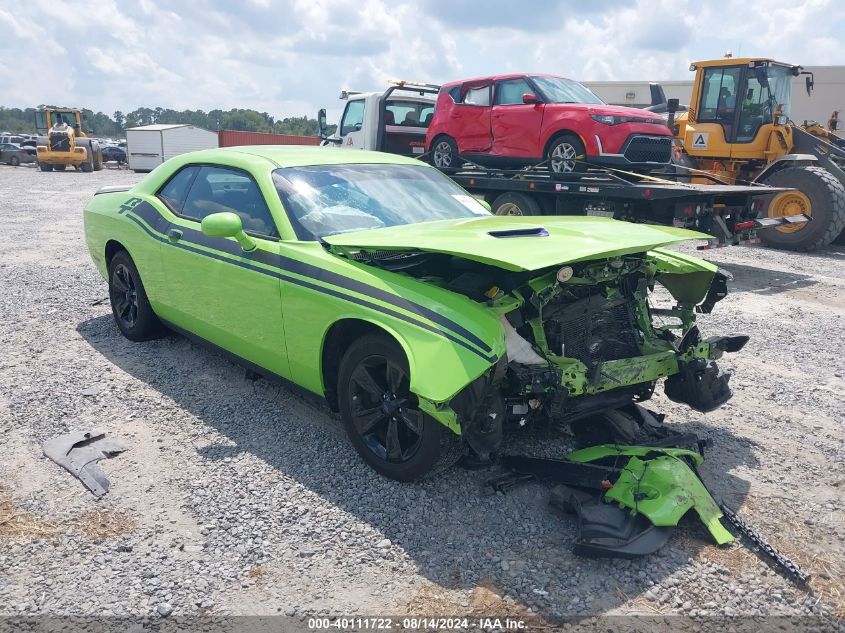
[531,76,604,105]
[273,163,490,240]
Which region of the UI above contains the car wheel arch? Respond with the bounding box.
[428,133,457,153]
[543,128,588,158]
[105,239,129,266]
[320,318,413,412]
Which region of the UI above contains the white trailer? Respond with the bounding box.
[126,123,218,172]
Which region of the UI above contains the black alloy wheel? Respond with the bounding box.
[107,250,164,341]
[111,262,139,330]
[338,334,460,481]
[348,354,424,464]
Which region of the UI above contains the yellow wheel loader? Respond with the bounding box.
[666,57,845,251]
[35,108,104,173]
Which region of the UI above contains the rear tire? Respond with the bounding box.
[430,135,459,169]
[107,251,164,341]
[54,164,66,171]
[547,134,587,173]
[759,166,845,251]
[338,334,461,481]
[491,191,542,216]
[40,163,54,172]
[93,149,104,171]
[9,156,19,167]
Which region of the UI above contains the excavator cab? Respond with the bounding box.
[682,59,801,161]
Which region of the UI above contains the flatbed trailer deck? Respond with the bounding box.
[438,164,806,247]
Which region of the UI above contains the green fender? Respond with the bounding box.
[649,248,718,305]
[568,444,734,545]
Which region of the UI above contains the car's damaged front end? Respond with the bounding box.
[326,216,746,461]
[443,250,745,460]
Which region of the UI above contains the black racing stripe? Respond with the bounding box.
[126,213,498,364]
[130,201,493,354]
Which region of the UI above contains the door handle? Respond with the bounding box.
[167,228,183,242]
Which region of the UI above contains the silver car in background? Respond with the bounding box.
[0,142,37,166]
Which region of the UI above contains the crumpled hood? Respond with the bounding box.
[324,215,709,272]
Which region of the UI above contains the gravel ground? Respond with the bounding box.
[1,163,843,626]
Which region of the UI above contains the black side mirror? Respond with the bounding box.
[805,75,814,96]
[317,108,327,139]
[666,98,680,130]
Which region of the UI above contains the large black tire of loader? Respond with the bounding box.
[760,166,845,251]
[93,149,104,171]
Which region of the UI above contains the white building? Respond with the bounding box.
[126,123,218,173]
[584,65,844,130]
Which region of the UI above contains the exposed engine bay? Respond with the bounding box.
[350,246,747,462]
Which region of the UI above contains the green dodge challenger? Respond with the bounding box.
[84,147,746,481]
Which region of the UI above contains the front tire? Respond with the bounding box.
[430,135,459,170]
[759,166,845,251]
[40,163,53,172]
[547,134,586,173]
[338,334,461,481]
[9,155,20,167]
[108,251,164,341]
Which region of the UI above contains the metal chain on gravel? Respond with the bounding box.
[719,503,810,586]
[643,423,812,587]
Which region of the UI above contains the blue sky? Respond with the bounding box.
[1,0,843,121]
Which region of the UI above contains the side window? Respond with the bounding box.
[157,165,200,213]
[736,76,771,142]
[494,78,533,105]
[340,100,365,135]
[447,86,461,103]
[699,67,741,120]
[385,100,434,127]
[181,166,278,238]
[463,84,491,107]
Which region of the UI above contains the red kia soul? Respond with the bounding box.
[425,74,672,173]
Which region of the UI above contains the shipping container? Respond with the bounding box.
[217,129,320,147]
[126,124,218,172]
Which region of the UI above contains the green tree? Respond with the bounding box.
[2,103,326,137]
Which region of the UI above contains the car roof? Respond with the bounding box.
[185,146,427,169]
[441,73,568,87]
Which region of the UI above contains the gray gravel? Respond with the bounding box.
[0,163,843,623]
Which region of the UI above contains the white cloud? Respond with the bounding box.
[1,0,842,120]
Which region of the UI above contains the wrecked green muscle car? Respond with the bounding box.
[83,147,745,481]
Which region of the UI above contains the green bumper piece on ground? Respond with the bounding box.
[567,445,734,546]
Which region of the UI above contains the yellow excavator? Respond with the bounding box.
[35,108,103,172]
[664,57,845,251]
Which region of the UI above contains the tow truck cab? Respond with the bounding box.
[317,81,439,157]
